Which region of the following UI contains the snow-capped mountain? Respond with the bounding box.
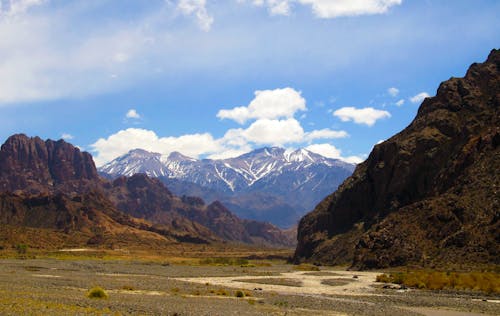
[99,147,355,227]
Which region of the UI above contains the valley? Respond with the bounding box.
[0,253,498,316]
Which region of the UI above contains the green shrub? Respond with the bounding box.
[235,290,245,298]
[16,244,28,254]
[87,286,108,299]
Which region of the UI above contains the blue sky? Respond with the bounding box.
[0,0,498,166]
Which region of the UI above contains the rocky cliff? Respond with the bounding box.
[0,134,294,248]
[294,49,500,269]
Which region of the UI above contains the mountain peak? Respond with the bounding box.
[127,148,160,157]
[294,49,500,269]
[165,151,197,162]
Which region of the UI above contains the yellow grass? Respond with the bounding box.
[376,271,500,294]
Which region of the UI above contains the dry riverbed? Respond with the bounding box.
[0,258,498,315]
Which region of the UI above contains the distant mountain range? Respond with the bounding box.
[0,134,295,249]
[99,147,355,228]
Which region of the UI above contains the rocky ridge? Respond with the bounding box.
[0,134,294,248]
[294,49,500,269]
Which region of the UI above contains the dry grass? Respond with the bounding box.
[293,263,320,271]
[376,271,500,294]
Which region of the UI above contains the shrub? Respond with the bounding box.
[375,271,500,294]
[235,290,245,298]
[87,286,108,299]
[16,244,28,254]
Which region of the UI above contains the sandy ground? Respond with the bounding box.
[0,258,498,315]
[175,270,381,296]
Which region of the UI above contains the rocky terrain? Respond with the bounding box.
[294,49,500,269]
[100,147,354,228]
[0,258,497,316]
[0,134,294,248]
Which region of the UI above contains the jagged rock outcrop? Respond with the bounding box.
[0,134,99,194]
[294,49,500,269]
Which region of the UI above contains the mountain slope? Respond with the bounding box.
[0,134,294,247]
[294,49,500,269]
[100,147,354,227]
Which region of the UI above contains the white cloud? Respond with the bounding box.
[91,128,221,166]
[61,133,74,140]
[217,87,306,124]
[243,0,402,18]
[298,0,402,18]
[342,155,365,164]
[126,109,141,119]
[333,106,391,126]
[304,128,348,142]
[306,143,365,164]
[409,92,430,104]
[306,143,341,159]
[0,0,46,16]
[91,87,350,165]
[177,0,214,31]
[395,99,405,106]
[268,0,291,16]
[387,87,399,97]
[237,118,305,145]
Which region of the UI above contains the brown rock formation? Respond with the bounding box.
[294,49,500,269]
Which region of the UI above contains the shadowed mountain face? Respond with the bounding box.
[294,49,500,269]
[0,134,294,248]
[100,147,355,228]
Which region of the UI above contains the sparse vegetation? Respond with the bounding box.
[121,285,135,291]
[16,244,28,254]
[321,279,352,287]
[198,257,250,266]
[235,290,245,297]
[376,271,500,294]
[293,263,320,271]
[86,286,108,299]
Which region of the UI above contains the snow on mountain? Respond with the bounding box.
[100,147,354,193]
[99,147,355,227]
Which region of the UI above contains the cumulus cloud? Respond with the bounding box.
[92,87,349,165]
[306,143,364,164]
[306,143,341,159]
[91,128,221,166]
[61,133,74,140]
[126,109,141,119]
[395,99,405,106]
[409,92,430,104]
[387,87,399,97]
[242,0,402,18]
[333,106,391,126]
[177,0,214,31]
[217,87,306,124]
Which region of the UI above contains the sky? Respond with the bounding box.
[0,0,499,166]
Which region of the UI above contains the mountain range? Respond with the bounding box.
[294,49,500,269]
[99,147,355,228]
[0,134,295,249]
